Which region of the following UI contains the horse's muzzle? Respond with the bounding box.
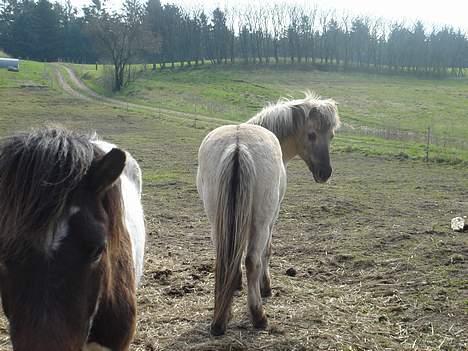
[312,165,332,183]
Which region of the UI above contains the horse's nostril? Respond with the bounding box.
[319,167,332,180]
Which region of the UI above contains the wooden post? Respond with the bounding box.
[425,126,431,162]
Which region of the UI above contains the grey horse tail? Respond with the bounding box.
[213,140,255,324]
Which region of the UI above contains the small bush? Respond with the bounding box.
[396,151,409,160]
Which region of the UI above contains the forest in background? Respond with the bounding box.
[1,0,467,90]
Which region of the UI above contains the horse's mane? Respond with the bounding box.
[247,91,341,139]
[0,127,124,257]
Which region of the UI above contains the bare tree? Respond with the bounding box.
[88,0,150,91]
[225,7,236,63]
[270,4,286,64]
[246,6,264,63]
[341,12,351,69]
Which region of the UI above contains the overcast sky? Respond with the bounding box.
[67,0,468,32]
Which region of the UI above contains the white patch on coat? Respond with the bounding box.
[120,174,145,284]
[93,140,146,286]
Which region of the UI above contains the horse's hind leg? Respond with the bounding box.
[261,206,279,298]
[245,225,269,329]
[234,263,243,293]
[260,235,272,298]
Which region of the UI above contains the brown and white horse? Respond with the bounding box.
[197,92,340,335]
[0,128,145,351]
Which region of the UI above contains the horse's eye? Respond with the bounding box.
[308,132,317,142]
[89,244,105,263]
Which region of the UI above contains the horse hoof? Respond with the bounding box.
[253,315,268,330]
[210,322,226,336]
[234,280,243,293]
[261,288,272,298]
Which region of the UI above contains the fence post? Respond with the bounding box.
[424,126,431,162]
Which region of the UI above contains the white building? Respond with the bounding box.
[0,58,19,72]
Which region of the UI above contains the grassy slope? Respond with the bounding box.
[71,63,468,164]
[1,61,467,351]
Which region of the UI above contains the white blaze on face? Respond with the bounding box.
[47,206,81,253]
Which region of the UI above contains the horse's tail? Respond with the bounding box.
[213,141,255,331]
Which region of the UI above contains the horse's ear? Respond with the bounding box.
[292,106,306,130]
[87,148,126,194]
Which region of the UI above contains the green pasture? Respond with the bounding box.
[69,62,468,164]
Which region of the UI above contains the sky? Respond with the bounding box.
[65,0,468,32]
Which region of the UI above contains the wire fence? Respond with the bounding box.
[339,124,468,150]
[337,123,468,165]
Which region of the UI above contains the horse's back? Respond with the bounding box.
[93,140,145,285]
[198,124,282,166]
[197,124,286,225]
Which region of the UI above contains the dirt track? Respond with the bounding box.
[53,64,232,127]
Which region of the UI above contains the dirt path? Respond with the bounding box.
[53,63,233,127]
[53,65,94,102]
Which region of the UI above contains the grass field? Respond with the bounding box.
[70,63,468,164]
[72,64,468,137]
[0,62,467,350]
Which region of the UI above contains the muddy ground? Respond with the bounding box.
[136,150,468,351]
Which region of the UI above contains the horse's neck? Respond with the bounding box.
[278,136,298,166]
[247,115,298,165]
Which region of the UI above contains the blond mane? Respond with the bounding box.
[247,91,341,139]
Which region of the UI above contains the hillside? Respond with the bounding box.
[73,63,468,163]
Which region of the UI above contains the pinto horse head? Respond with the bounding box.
[0,128,136,351]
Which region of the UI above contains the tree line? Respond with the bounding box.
[1,0,466,90]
